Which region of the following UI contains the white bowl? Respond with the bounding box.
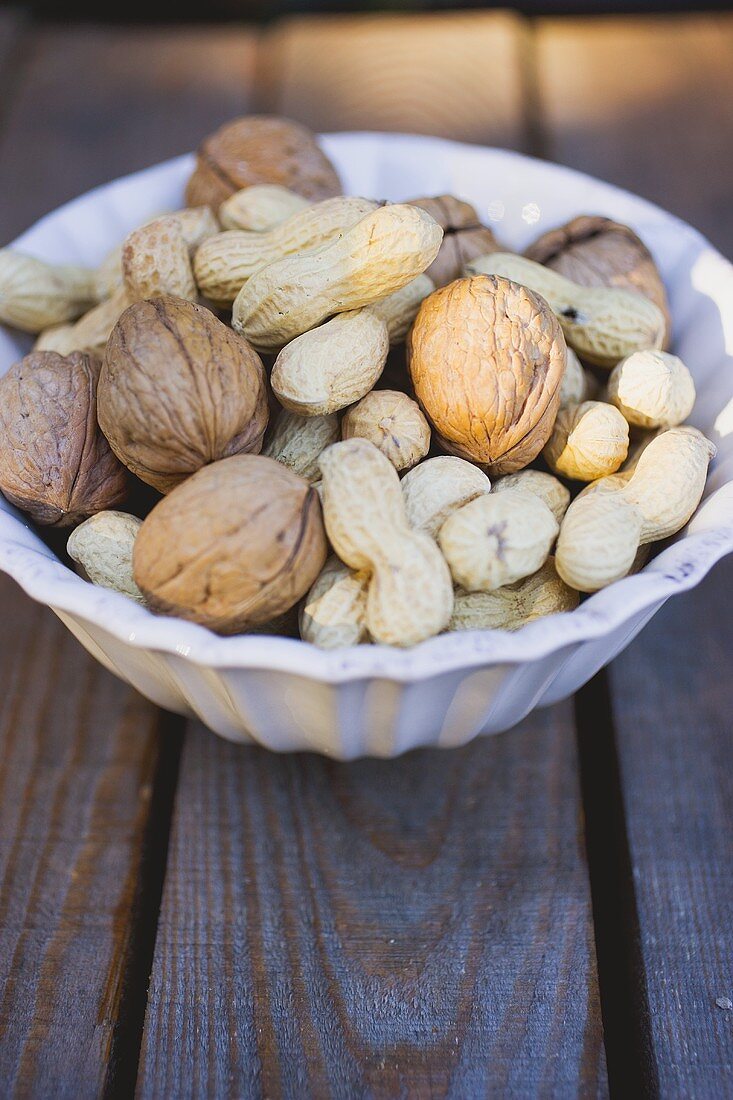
[2,134,732,758]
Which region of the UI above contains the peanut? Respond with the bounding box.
[491,469,570,524]
[67,510,144,603]
[96,207,216,300]
[270,275,433,416]
[556,426,716,591]
[318,439,453,646]
[341,390,430,472]
[299,556,369,648]
[194,197,377,306]
[123,215,197,303]
[35,285,132,357]
[543,400,629,481]
[449,558,578,632]
[466,252,665,368]
[438,489,559,591]
[559,347,599,407]
[0,251,97,333]
[401,456,492,537]
[219,185,311,231]
[606,349,695,428]
[232,204,443,352]
[263,407,340,483]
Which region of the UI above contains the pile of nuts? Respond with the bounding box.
[0,115,716,648]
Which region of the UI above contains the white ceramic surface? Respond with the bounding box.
[1,134,732,758]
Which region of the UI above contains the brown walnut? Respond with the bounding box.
[408,196,499,286]
[0,350,127,525]
[185,115,342,210]
[525,214,671,346]
[98,296,269,493]
[133,454,327,634]
[407,275,566,474]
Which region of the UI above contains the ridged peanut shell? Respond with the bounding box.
[525,215,671,346]
[559,347,598,408]
[467,253,665,369]
[219,185,311,231]
[195,197,378,306]
[0,351,127,525]
[299,557,369,649]
[409,195,500,286]
[341,390,430,472]
[0,251,96,333]
[606,350,695,429]
[99,296,268,493]
[318,440,454,646]
[492,469,570,524]
[449,558,579,632]
[263,408,340,482]
[123,217,196,303]
[407,275,566,473]
[67,510,144,602]
[232,204,443,352]
[438,489,559,591]
[134,455,327,633]
[543,400,629,481]
[401,456,492,537]
[185,116,342,209]
[272,309,389,416]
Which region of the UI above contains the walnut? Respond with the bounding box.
[0,350,127,526]
[98,296,269,493]
[525,215,671,346]
[133,455,327,634]
[185,115,342,210]
[407,275,566,474]
[408,196,499,286]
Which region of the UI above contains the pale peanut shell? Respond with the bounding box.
[543,400,629,481]
[341,390,430,472]
[67,510,144,603]
[401,456,492,537]
[299,557,369,649]
[232,204,443,352]
[438,489,559,591]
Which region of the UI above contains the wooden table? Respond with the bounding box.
[0,10,731,1097]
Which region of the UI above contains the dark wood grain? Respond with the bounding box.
[138,708,606,1098]
[536,16,733,1094]
[0,22,250,1095]
[0,581,165,1096]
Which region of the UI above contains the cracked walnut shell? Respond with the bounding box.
[133,454,327,634]
[0,350,128,525]
[185,115,342,210]
[408,196,499,286]
[407,275,566,474]
[98,296,269,493]
[525,214,671,345]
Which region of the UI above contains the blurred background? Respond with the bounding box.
[3,0,732,17]
[0,1,731,257]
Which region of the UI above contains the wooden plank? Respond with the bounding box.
[0,581,168,1096]
[536,16,733,1094]
[534,14,733,251]
[258,12,527,148]
[136,19,606,1092]
[138,707,607,1098]
[0,23,260,244]
[138,22,606,1094]
[609,558,733,1095]
[0,22,259,1094]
